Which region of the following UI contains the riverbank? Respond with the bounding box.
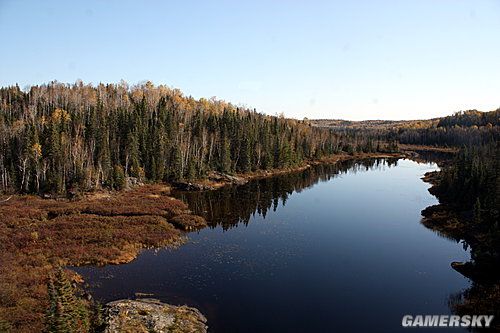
[174,145,460,192]
[174,151,409,191]
[420,172,469,240]
[420,170,499,280]
[398,144,458,154]
[0,146,456,332]
[74,157,472,333]
[0,185,207,332]
[420,169,500,331]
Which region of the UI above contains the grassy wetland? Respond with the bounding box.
[0,185,206,332]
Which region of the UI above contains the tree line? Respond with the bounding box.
[396,110,499,146]
[319,108,500,270]
[437,142,499,265]
[0,81,385,195]
[317,109,500,147]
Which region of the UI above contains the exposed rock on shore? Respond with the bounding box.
[105,298,207,333]
[173,172,248,191]
[172,181,217,191]
[207,171,248,185]
[172,152,413,192]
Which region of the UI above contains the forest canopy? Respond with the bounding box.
[0,81,351,194]
[1,81,498,195]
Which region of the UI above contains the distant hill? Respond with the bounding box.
[437,109,499,128]
[310,109,499,130]
[310,118,437,130]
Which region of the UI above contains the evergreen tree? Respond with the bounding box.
[45,269,90,333]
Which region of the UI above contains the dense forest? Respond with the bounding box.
[400,112,500,330]
[397,110,499,146]
[439,143,499,264]
[431,141,500,331]
[0,82,391,195]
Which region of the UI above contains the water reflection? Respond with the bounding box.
[174,158,400,230]
[75,158,470,333]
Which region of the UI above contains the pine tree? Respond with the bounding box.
[220,135,231,173]
[170,146,183,180]
[45,268,90,333]
[112,165,126,190]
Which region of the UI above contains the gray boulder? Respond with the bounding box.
[105,298,207,333]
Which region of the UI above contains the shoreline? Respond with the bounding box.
[93,150,461,332]
[420,169,500,282]
[0,145,457,332]
[173,144,457,192]
[0,185,208,332]
[173,150,414,191]
[419,167,500,330]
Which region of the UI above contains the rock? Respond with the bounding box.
[407,151,419,157]
[126,177,144,188]
[172,173,247,191]
[421,171,439,185]
[208,171,247,185]
[105,298,207,333]
[172,181,215,191]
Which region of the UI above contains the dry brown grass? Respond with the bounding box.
[170,214,207,231]
[0,185,206,333]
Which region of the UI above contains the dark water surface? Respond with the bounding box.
[75,159,470,332]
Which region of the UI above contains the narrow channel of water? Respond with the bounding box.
[75,159,470,332]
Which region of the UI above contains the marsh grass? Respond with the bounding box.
[0,185,205,332]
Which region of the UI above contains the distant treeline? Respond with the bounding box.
[0,82,392,194]
[397,109,499,146]
[437,109,499,128]
[313,109,500,147]
[315,109,500,270]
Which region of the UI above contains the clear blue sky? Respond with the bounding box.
[0,0,499,120]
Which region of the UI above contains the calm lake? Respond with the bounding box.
[74,158,471,332]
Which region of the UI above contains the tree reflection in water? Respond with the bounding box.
[174,158,399,230]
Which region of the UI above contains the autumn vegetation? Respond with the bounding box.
[0,81,400,196]
[313,109,499,147]
[0,185,205,332]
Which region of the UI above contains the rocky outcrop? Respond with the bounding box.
[126,176,144,188]
[172,181,216,191]
[173,172,248,191]
[105,298,207,333]
[207,171,247,185]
